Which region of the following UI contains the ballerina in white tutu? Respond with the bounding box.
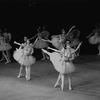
[42,26,76,50]
[2,30,12,63]
[31,27,50,60]
[13,39,36,81]
[0,30,10,64]
[88,24,100,55]
[42,41,82,91]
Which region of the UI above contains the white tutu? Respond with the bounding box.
[89,36,99,44]
[0,43,12,51]
[42,49,75,74]
[13,48,36,66]
[13,48,24,61]
[34,38,48,49]
[51,36,61,49]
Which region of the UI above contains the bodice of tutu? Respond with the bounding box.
[23,45,33,56]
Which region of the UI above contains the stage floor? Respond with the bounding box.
[0,55,100,100]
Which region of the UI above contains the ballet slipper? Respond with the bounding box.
[54,83,60,88]
[61,84,64,91]
[69,86,72,90]
[5,61,10,64]
[25,76,30,81]
[17,74,23,78]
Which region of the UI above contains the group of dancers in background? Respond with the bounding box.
[0,24,100,91]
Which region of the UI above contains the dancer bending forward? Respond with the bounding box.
[13,39,36,81]
[42,41,82,91]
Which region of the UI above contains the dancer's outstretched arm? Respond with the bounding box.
[32,37,39,47]
[14,41,22,46]
[48,47,62,53]
[42,49,51,56]
[42,39,52,43]
[86,30,95,38]
[71,42,82,54]
[66,26,75,37]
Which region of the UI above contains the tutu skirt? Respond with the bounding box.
[13,48,36,66]
[0,43,12,51]
[49,52,76,74]
[13,48,23,61]
[51,36,61,49]
[34,39,48,49]
[89,36,99,44]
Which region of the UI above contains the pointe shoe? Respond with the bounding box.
[5,61,10,64]
[54,83,60,88]
[25,76,30,81]
[17,74,23,78]
[69,86,72,90]
[61,84,64,91]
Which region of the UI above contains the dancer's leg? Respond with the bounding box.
[25,66,28,81]
[68,73,72,90]
[54,73,61,88]
[17,65,23,78]
[2,51,9,64]
[6,50,11,62]
[61,73,64,91]
[27,65,31,80]
[41,51,46,60]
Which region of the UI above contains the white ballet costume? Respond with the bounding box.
[42,47,75,74]
[13,44,36,66]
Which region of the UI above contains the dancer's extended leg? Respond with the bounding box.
[68,74,72,90]
[61,73,64,91]
[17,65,23,78]
[54,73,61,88]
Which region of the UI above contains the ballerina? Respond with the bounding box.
[69,29,81,57]
[88,24,100,55]
[2,30,12,63]
[13,39,36,81]
[42,41,82,91]
[32,28,50,60]
[42,26,76,50]
[0,30,10,64]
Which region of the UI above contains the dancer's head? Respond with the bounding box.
[24,36,28,42]
[61,29,65,35]
[65,41,71,49]
[26,39,30,44]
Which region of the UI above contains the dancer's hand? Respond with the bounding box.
[48,47,50,49]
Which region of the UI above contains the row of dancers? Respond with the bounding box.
[1,25,100,91]
[13,26,82,91]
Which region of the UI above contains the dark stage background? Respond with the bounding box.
[0,0,100,58]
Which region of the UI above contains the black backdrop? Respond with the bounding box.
[0,0,99,58]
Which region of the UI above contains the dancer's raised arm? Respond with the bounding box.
[72,42,82,54]
[42,39,52,43]
[86,30,95,38]
[48,47,62,53]
[32,37,39,47]
[14,41,22,46]
[66,26,75,36]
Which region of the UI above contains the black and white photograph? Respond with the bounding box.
[0,0,100,100]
